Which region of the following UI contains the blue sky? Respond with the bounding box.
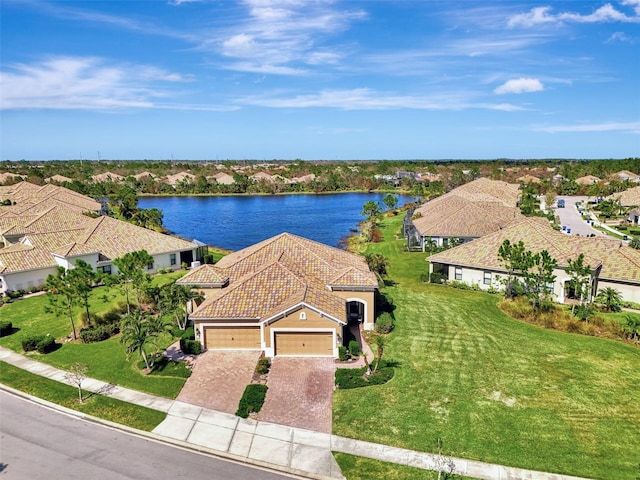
[1,0,639,161]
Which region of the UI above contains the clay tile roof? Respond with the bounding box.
[575,175,601,185]
[176,264,229,287]
[45,175,73,183]
[610,186,640,207]
[428,217,640,284]
[0,244,57,273]
[91,172,124,183]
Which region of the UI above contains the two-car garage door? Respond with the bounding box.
[204,326,260,349]
[274,331,333,356]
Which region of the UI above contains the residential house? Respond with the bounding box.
[91,172,124,183]
[165,171,196,185]
[406,178,523,250]
[0,182,198,295]
[45,174,74,183]
[611,170,640,183]
[575,175,601,186]
[629,209,640,225]
[517,175,541,184]
[208,172,235,185]
[428,217,640,304]
[0,172,27,185]
[178,233,378,358]
[610,186,640,207]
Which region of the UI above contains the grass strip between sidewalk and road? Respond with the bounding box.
[0,361,166,431]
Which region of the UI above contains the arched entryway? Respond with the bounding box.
[346,300,365,325]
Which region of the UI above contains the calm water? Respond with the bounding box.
[139,193,412,251]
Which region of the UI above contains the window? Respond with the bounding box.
[545,281,554,293]
[455,267,462,281]
[99,265,112,275]
[147,262,154,270]
[299,312,307,320]
[483,271,492,285]
[170,253,177,266]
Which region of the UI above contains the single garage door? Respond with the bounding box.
[204,326,261,349]
[275,331,333,356]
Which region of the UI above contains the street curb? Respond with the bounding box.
[0,384,338,480]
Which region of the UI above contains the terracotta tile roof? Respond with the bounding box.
[176,264,230,287]
[428,217,640,284]
[133,171,155,180]
[517,175,541,184]
[0,181,100,213]
[74,215,196,261]
[610,186,640,207]
[190,232,376,323]
[91,172,124,183]
[45,175,73,183]
[165,171,196,185]
[216,232,377,288]
[575,175,601,185]
[0,244,57,273]
[412,194,523,238]
[0,206,89,237]
[21,228,87,250]
[0,172,27,184]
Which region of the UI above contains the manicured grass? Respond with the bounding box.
[0,361,165,431]
[0,273,190,398]
[334,453,475,480]
[334,215,640,480]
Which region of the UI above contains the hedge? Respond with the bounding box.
[236,384,268,418]
[375,312,395,334]
[335,363,394,390]
[22,334,57,354]
[0,321,13,337]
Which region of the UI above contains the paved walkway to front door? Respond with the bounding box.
[257,357,335,433]
[177,350,261,414]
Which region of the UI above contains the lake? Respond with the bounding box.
[138,193,413,251]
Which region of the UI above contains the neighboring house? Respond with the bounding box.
[133,171,155,180]
[0,182,199,295]
[610,186,640,207]
[165,171,196,185]
[575,175,601,186]
[290,174,316,183]
[629,209,640,225]
[611,170,640,183]
[179,233,378,358]
[428,217,640,304]
[91,172,124,183]
[406,177,523,250]
[250,172,274,182]
[517,175,541,184]
[45,174,73,183]
[0,172,27,184]
[0,182,102,214]
[208,172,235,185]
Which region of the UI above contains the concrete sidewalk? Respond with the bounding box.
[0,347,594,480]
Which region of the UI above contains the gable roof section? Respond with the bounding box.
[428,217,640,284]
[176,264,230,287]
[0,244,57,274]
[216,232,377,288]
[610,186,640,207]
[0,182,100,213]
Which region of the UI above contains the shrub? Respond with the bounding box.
[338,345,348,361]
[0,321,12,337]
[375,312,395,334]
[28,285,39,294]
[335,362,395,389]
[181,327,195,340]
[348,340,360,357]
[255,357,271,375]
[179,338,202,355]
[429,272,447,284]
[22,335,43,352]
[96,309,121,326]
[236,384,268,418]
[36,335,57,354]
[80,325,113,343]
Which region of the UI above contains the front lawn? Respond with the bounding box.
[0,272,190,398]
[333,215,640,480]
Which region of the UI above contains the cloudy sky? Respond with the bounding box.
[1,0,639,160]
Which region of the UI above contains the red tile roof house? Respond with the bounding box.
[407,177,524,251]
[0,182,198,296]
[178,233,378,358]
[428,217,640,305]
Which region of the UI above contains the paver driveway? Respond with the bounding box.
[176,350,261,414]
[258,357,336,433]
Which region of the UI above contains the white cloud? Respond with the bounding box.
[237,88,523,112]
[606,31,635,43]
[0,56,191,110]
[534,121,640,133]
[169,0,202,5]
[494,78,544,95]
[508,3,640,27]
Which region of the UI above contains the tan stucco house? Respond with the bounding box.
[179,233,378,358]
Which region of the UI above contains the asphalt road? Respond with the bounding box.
[553,196,604,237]
[0,391,298,480]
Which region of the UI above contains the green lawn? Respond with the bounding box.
[0,272,189,398]
[334,215,640,480]
[334,453,475,480]
[0,361,165,431]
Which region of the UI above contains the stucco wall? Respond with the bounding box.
[1,267,58,294]
[597,280,640,304]
[332,290,375,330]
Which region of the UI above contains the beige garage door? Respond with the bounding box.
[204,326,261,349]
[275,332,333,356]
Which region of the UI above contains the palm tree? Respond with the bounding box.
[373,336,385,373]
[120,311,160,370]
[163,284,204,330]
[596,287,623,312]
